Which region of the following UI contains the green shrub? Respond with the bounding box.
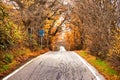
[0,65,9,73]
[3,53,14,63]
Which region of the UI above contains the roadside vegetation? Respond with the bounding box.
[0,47,49,79]
[76,51,120,80]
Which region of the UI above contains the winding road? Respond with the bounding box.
[3,46,105,80]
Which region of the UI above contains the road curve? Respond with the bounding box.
[3,50,105,80]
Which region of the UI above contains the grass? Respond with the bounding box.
[75,50,120,80]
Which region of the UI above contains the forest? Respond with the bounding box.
[0,0,120,79]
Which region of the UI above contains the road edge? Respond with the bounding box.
[73,51,106,80]
[2,51,51,80]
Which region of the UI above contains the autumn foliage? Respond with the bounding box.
[0,0,120,78]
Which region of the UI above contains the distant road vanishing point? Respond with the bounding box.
[3,46,105,80]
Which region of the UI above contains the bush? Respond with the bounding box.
[3,53,14,63]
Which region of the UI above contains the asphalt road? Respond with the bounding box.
[3,47,105,80]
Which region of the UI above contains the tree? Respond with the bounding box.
[0,2,22,50]
[71,0,118,59]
